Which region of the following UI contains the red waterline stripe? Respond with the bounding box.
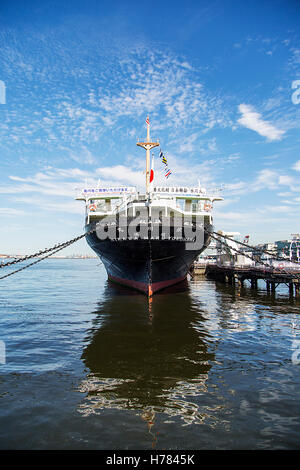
[108,274,187,294]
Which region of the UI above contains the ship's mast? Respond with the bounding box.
[137,116,159,194]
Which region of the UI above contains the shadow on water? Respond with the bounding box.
[78,280,215,435]
[1,263,300,449]
[76,276,300,449]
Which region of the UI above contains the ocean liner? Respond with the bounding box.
[76,118,223,295]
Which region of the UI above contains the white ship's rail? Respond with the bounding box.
[75,185,222,221]
[84,199,215,219]
[75,119,224,228]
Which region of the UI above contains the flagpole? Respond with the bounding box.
[137,116,159,195]
[146,116,150,193]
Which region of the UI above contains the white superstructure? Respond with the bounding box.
[76,185,223,225]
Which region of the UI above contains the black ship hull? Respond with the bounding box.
[86,223,212,295]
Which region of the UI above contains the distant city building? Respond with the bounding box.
[275,234,300,260]
[275,240,290,258]
[256,234,300,261]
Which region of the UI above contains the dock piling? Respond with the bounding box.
[204,264,300,299]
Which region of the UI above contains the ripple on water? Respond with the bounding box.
[0,261,300,449]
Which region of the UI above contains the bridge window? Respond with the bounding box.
[192,199,199,212]
[176,199,185,210]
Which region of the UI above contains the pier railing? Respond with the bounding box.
[192,230,300,297]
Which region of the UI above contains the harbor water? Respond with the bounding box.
[0,258,300,450]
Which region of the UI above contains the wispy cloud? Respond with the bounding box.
[0,208,28,216]
[237,104,285,141]
[94,52,231,133]
[0,33,234,168]
[0,12,299,251]
[221,167,300,198]
[292,160,300,172]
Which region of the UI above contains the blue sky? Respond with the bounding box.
[0,0,300,254]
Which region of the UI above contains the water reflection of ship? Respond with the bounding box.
[78,283,215,427]
[190,275,300,338]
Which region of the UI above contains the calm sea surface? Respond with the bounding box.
[0,258,300,450]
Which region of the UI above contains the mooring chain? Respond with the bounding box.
[211,230,300,265]
[0,226,98,280]
[0,223,193,269]
[2,221,299,282]
[209,232,297,278]
[207,231,300,280]
[0,227,97,269]
[0,241,75,280]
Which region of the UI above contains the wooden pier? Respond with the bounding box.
[198,263,300,298]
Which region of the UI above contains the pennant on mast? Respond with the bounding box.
[159,148,173,179]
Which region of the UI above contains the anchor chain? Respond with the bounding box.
[207,231,300,280]
[210,230,300,265]
[0,226,98,280]
[1,222,299,281]
[0,227,98,269]
[0,241,74,280]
